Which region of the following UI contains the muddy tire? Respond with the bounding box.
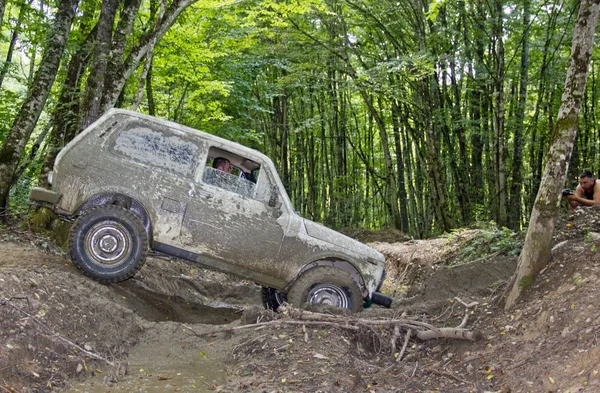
[69,205,148,283]
[262,287,287,311]
[287,267,363,313]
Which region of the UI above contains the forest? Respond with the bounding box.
[0,0,597,238]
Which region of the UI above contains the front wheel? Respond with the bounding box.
[287,267,363,313]
[69,205,148,283]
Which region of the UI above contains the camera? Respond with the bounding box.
[562,189,574,196]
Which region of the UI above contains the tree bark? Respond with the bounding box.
[131,0,165,112]
[508,0,530,230]
[391,99,409,232]
[492,0,507,227]
[0,0,30,91]
[0,0,6,30]
[78,0,120,130]
[0,0,79,213]
[100,0,198,113]
[505,0,600,310]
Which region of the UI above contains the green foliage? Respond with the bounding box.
[8,175,33,216]
[0,0,596,240]
[426,0,446,21]
[445,223,524,266]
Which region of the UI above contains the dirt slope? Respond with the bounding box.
[1,207,600,392]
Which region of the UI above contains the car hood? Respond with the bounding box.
[303,219,385,263]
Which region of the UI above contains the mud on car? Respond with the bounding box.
[30,109,391,312]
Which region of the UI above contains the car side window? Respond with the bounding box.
[202,147,259,199]
[110,121,199,178]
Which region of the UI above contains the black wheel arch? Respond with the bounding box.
[287,258,367,297]
[75,193,153,245]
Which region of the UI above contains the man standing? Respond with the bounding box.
[563,171,600,210]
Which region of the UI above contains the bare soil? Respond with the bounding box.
[1,207,600,393]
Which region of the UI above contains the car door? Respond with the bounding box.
[180,157,289,283]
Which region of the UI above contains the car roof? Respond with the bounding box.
[90,109,272,170]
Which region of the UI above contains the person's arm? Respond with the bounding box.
[565,186,582,210]
[566,183,600,207]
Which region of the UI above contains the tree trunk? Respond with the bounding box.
[78,0,120,130]
[146,61,156,115]
[469,6,486,212]
[0,0,30,91]
[0,0,79,213]
[131,0,165,112]
[0,0,6,30]
[361,91,402,230]
[100,0,197,113]
[505,0,600,310]
[492,0,507,227]
[508,0,530,229]
[391,99,409,232]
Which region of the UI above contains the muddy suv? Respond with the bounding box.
[30,109,391,312]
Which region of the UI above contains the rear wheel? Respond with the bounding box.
[69,205,148,283]
[287,267,363,313]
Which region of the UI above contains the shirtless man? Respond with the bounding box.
[563,171,600,210]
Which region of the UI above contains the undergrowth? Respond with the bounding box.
[444,222,524,266]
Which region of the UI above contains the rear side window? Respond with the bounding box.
[111,125,199,177]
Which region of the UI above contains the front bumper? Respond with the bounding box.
[29,187,61,205]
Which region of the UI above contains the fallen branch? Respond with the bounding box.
[454,297,479,308]
[396,328,412,362]
[0,296,116,367]
[457,312,469,329]
[185,305,481,343]
[416,327,481,341]
[279,306,481,342]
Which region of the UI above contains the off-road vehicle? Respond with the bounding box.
[30,109,391,312]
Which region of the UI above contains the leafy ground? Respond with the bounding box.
[1,207,600,392]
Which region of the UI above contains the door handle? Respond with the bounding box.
[198,190,213,199]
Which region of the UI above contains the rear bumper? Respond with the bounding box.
[29,187,61,205]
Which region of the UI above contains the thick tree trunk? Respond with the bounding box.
[528,8,564,210]
[0,0,79,213]
[505,0,600,310]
